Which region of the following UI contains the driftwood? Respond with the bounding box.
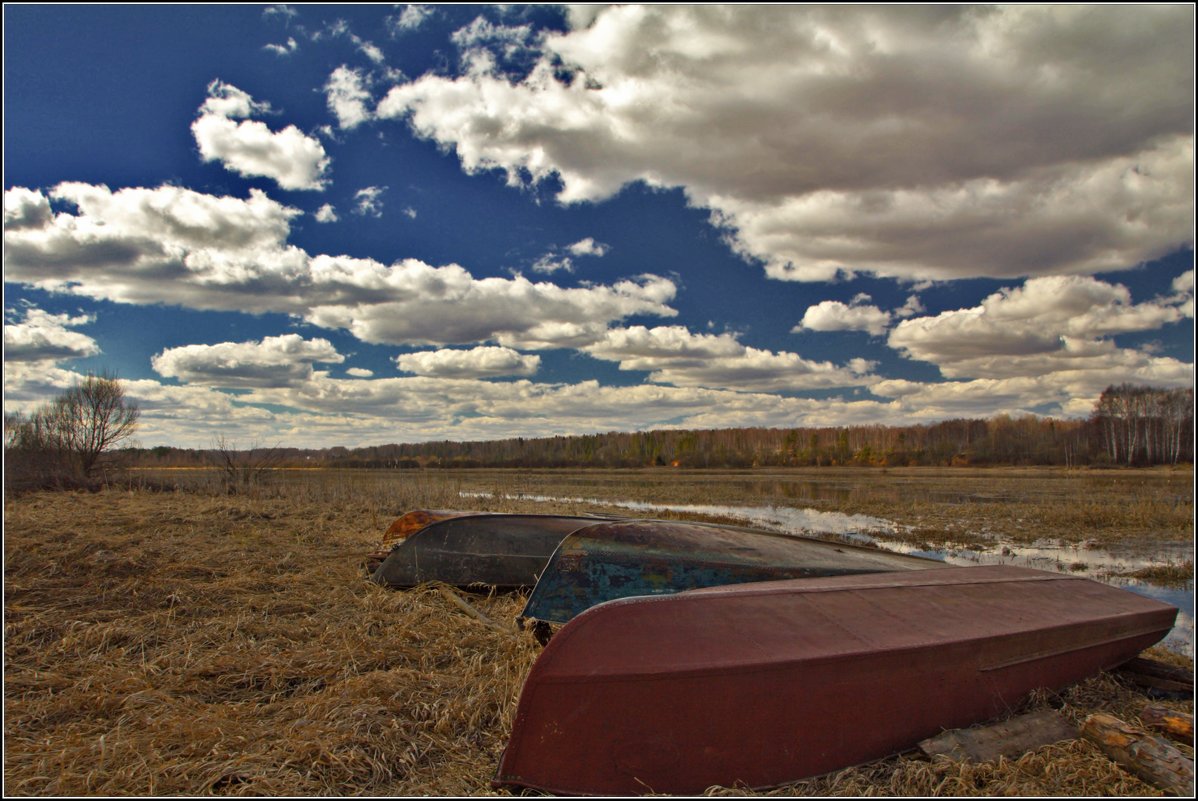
[1141,704,1195,744]
[1116,657,1194,698]
[1081,712,1195,796]
[918,708,1077,763]
[434,584,508,632]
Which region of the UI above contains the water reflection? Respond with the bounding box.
[1107,580,1195,658]
[468,490,1195,656]
[465,491,899,537]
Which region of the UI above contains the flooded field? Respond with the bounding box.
[451,466,1195,656]
[124,464,1198,655]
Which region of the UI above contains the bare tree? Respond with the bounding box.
[4,372,139,488]
[53,372,141,478]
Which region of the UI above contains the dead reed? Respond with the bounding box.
[1123,561,1196,589]
[5,477,1193,796]
[389,465,1193,545]
[4,487,539,795]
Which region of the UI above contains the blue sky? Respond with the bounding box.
[3,4,1193,449]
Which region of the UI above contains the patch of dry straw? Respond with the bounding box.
[5,486,1193,796]
[5,489,539,795]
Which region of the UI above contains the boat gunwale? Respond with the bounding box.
[519,567,1177,683]
[519,618,1174,686]
[371,512,628,588]
[375,512,625,557]
[545,515,938,555]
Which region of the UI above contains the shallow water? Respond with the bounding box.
[466,490,1195,656]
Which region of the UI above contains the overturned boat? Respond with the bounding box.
[495,565,1178,795]
[365,510,481,574]
[370,513,612,590]
[520,518,946,627]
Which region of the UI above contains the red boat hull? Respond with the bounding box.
[494,565,1177,795]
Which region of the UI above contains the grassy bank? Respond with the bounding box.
[5,474,1193,795]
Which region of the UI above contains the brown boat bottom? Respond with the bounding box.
[504,632,1168,795]
[495,567,1177,796]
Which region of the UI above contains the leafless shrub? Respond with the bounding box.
[4,372,139,492]
[210,436,284,496]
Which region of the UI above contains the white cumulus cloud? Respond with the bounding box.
[887,274,1193,381]
[151,334,345,388]
[567,237,609,258]
[377,5,1193,282]
[396,346,541,378]
[354,186,386,217]
[529,237,610,274]
[192,79,330,191]
[3,186,53,230]
[390,5,433,34]
[796,299,892,337]
[3,184,680,350]
[3,307,100,363]
[583,325,875,392]
[325,66,373,130]
[264,37,298,56]
[306,269,678,350]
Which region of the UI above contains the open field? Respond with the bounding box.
[5,468,1194,796]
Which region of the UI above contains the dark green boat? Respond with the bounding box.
[519,518,946,627]
[369,513,613,590]
[370,511,945,632]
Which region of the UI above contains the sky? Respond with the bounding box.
[3,3,1194,450]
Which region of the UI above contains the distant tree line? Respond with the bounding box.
[1091,384,1193,466]
[119,384,1192,471]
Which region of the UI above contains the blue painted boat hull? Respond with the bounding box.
[520,519,946,625]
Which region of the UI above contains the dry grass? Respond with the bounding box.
[5,476,1193,796]
[4,487,539,796]
[424,465,1195,545]
[130,465,1195,546]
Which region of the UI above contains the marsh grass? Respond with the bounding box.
[5,470,1193,796]
[395,465,1193,545]
[128,465,1194,547]
[1122,561,1195,589]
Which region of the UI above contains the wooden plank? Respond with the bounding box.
[1117,657,1194,688]
[435,584,508,632]
[1141,704,1194,744]
[1115,656,1193,699]
[1081,713,1195,797]
[918,708,1077,763]
[1116,671,1193,698]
